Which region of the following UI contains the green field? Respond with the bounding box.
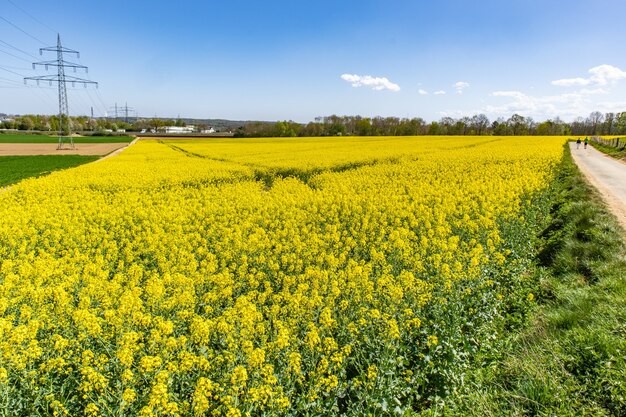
[0,134,132,143]
[0,155,100,187]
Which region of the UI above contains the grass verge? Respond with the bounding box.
[591,141,626,160]
[0,134,132,143]
[0,155,99,187]
[430,144,626,416]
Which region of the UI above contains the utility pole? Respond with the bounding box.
[109,102,135,124]
[24,34,97,150]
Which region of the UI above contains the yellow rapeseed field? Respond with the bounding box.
[0,136,565,416]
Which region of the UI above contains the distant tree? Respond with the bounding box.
[507,114,528,135]
[603,112,615,135]
[492,118,510,135]
[398,118,425,135]
[273,121,300,137]
[85,118,97,131]
[428,122,441,135]
[130,119,148,131]
[535,117,571,136]
[72,119,84,132]
[1,119,16,129]
[19,116,34,131]
[569,117,586,135]
[115,121,131,131]
[615,112,626,134]
[150,118,166,132]
[355,118,372,136]
[300,122,324,137]
[470,114,490,135]
[439,117,455,135]
[587,111,604,135]
[451,118,469,135]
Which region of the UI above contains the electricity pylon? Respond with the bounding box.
[108,102,136,123]
[24,34,98,150]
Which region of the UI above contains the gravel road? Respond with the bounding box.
[569,142,626,233]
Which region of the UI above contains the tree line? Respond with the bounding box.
[0,115,210,135]
[2,111,626,137]
[233,112,626,137]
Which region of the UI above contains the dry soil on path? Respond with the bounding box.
[0,143,127,156]
[569,142,626,234]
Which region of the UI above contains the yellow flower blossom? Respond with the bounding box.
[0,135,565,415]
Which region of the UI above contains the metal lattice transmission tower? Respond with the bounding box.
[108,102,136,124]
[24,34,98,150]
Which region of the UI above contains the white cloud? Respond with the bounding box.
[484,87,618,120]
[552,64,626,87]
[418,89,428,95]
[434,90,446,95]
[340,73,400,92]
[454,81,470,94]
[491,90,526,99]
[439,65,626,121]
[579,88,609,95]
[552,77,589,87]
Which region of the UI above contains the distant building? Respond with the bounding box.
[201,127,216,134]
[163,126,194,134]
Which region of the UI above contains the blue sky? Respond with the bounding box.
[2,0,626,122]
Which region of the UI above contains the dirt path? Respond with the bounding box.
[0,143,128,156]
[569,142,626,233]
[92,138,139,162]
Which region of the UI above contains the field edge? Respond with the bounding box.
[432,144,626,416]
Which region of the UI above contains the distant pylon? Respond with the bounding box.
[24,34,98,150]
[109,102,135,123]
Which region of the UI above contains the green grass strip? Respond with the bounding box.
[591,141,626,160]
[0,134,132,143]
[0,155,99,187]
[431,144,626,416]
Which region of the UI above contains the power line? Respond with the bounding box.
[25,85,57,109]
[32,84,58,107]
[0,80,57,109]
[0,64,25,77]
[71,89,95,116]
[84,88,105,117]
[0,64,32,70]
[5,0,57,34]
[0,45,33,63]
[72,53,108,117]
[0,75,23,85]
[94,88,108,113]
[0,15,46,45]
[0,39,39,59]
